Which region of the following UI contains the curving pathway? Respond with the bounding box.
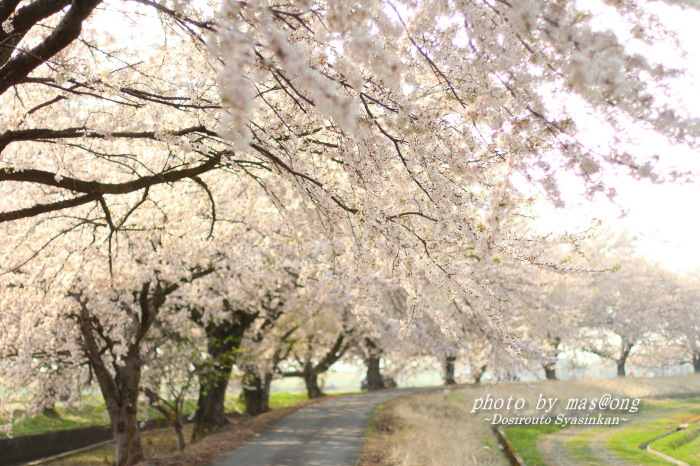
[209,388,425,466]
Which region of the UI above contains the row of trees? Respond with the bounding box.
[535,248,700,380]
[0,0,698,465]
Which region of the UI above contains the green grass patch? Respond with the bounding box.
[269,392,308,409]
[225,391,311,413]
[45,424,196,465]
[444,392,469,404]
[505,424,563,465]
[563,425,669,465]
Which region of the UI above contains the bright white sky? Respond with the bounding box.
[534,1,700,273]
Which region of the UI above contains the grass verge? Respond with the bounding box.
[356,401,404,465]
[6,392,313,440]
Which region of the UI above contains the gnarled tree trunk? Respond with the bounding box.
[192,370,231,438]
[75,295,146,466]
[366,354,385,391]
[110,356,144,466]
[74,273,211,465]
[192,308,257,439]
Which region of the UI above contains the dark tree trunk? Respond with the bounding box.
[243,371,272,416]
[444,355,457,385]
[543,362,557,381]
[77,299,146,466]
[192,367,232,439]
[106,353,144,466]
[75,273,212,465]
[693,352,700,374]
[365,338,385,391]
[174,418,185,451]
[303,366,325,398]
[616,360,626,377]
[544,336,560,380]
[617,343,633,378]
[366,354,385,391]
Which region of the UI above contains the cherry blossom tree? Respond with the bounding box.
[0,217,218,465]
[278,326,357,398]
[576,256,676,377]
[0,174,292,464]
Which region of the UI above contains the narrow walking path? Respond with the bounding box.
[209,388,425,466]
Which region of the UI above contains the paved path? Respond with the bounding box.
[210,388,425,466]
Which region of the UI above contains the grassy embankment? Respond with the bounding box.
[651,418,700,464]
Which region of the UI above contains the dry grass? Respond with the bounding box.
[357,388,508,466]
[357,402,406,466]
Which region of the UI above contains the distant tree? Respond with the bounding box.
[578,257,676,377]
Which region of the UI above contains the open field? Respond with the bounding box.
[358,374,700,465]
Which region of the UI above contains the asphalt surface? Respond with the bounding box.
[210,387,426,466]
